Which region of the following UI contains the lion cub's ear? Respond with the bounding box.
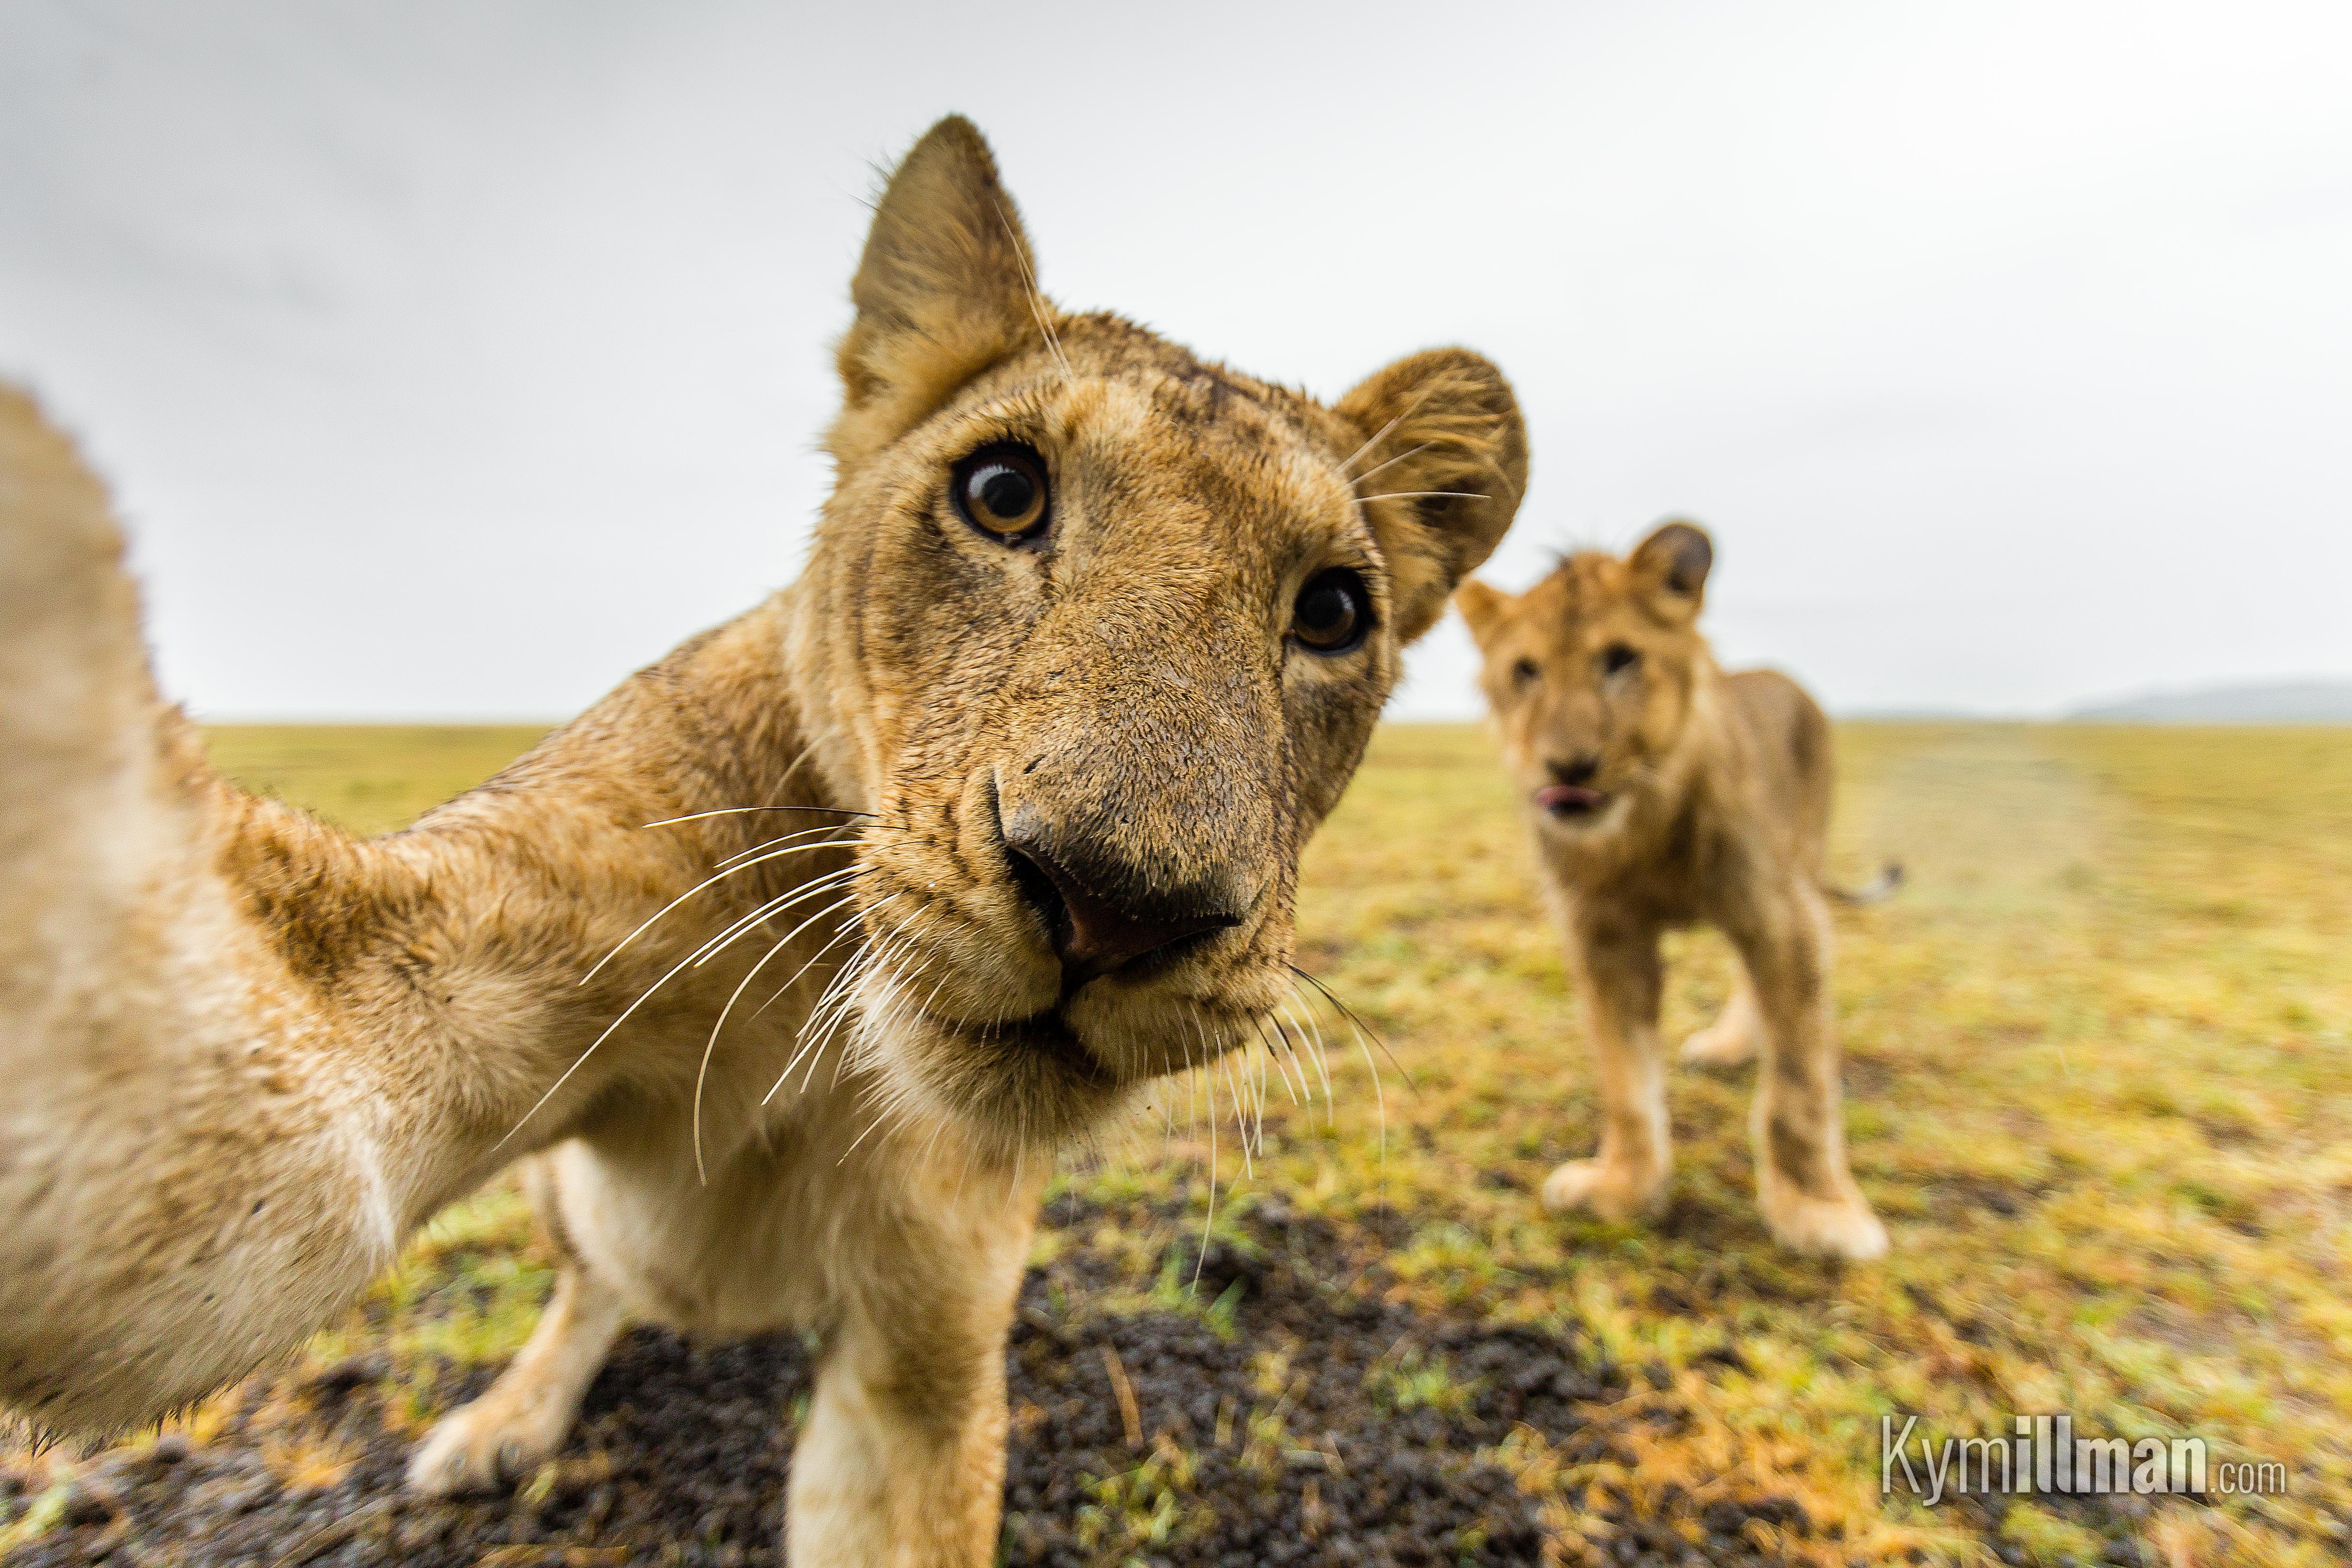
[1336,349,1529,645]
[1629,519,1713,622]
[827,117,1052,469]
[1453,580,1514,651]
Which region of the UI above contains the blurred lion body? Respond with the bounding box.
[0,120,1526,1564]
[1457,524,1889,1260]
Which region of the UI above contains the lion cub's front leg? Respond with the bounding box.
[1680,973,1762,1067]
[409,1260,627,1495]
[788,1166,1035,1568]
[1730,885,1889,1260]
[1543,917,1672,1223]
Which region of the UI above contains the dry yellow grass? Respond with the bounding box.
[10,720,2343,1567]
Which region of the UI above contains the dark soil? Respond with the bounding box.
[1,1200,1809,1567]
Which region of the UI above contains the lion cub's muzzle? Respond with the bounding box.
[999,802,1257,1000]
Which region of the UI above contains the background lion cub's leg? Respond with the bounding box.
[1544,916,1672,1222]
[409,1161,627,1495]
[1680,970,1762,1066]
[1726,884,1889,1260]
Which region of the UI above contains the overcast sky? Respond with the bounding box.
[3,0,2346,720]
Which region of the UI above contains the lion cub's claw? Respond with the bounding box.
[1759,1186,1889,1260]
[406,1395,569,1497]
[1540,1158,1666,1223]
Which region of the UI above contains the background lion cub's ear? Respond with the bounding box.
[1336,349,1529,645]
[827,116,1052,469]
[1629,519,1714,622]
[1453,580,1513,650]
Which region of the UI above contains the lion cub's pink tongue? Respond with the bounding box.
[1535,783,1607,815]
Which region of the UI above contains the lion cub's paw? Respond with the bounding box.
[1540,1158,1666,1223]
[1759,1187,1889,1260]
[406,1391,573,1496]
[1679,1021,1758,1068]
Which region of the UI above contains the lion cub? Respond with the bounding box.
[1456,522,1892,1260]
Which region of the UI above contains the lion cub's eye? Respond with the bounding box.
[1511,657,1540,689]
[1601,644,1641,676]
[1291,569,1371,654]
[951,444,1051,541]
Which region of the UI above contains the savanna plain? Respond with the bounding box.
[2,721,2345,1568]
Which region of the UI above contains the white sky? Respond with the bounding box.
[2,0,2346,720]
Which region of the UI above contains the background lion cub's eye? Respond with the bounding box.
[1291,568,1371,654]
[1511,657,1540,688]
[951,444,1050,540]
[1601,643,1641,676]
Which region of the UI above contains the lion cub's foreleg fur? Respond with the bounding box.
[1680,972,1762,1067]
[1724,882,1888,1260]
[1541,916,1672,1221]
[409,1092,1038,1562]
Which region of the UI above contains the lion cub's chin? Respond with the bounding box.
[866,979,1276,1161]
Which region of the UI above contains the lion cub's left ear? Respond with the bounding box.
[1629,519,1714,622]
[1336,349,1529,645]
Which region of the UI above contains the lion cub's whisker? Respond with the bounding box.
[747,910,867,1025]
[1277,994,1336,1116]
[639,805,890,829]
[1333,385,1433,477]
[1353,490,1490,505]
[1253,1020,1302,1109]
[1263,1009,1317,1113]
[691,889,866,1185]
[1288,964,1413,1090]
[1342,441,1433,489]
[684,864,862,972]
[712,821,862,873]
[500,866,871,1150]
[767,925,915,1107]
[578,839,862,988]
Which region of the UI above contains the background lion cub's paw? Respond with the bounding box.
[1759,1187,1889,1260]
[1679,1021,1759,1067]
[1540,1158,1667,1223]
[405,1393,572,1496]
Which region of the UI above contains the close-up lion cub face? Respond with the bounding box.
[793,121,1528,1151]
[1456,521,1714,840]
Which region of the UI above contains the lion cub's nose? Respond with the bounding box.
[1000,826,1245,991]
[1550,754,1602,787]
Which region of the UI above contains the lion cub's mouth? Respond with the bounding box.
[958,1005,1114,1084]
[1534,782,1611,819]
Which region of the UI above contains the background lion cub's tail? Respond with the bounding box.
[1824,860,1905,906]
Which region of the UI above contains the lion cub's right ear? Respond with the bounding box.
[1453,580,1514,651]
[1629,520,1714,623]
[827,116,1053,470]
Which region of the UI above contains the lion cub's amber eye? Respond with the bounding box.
[1601,643,1641,676]
[950,444,1051,540]
[1291,568,1371,654]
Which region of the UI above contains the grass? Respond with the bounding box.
[9,720,2349,1566]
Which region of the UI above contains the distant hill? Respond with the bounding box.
[2071,680,2352,724]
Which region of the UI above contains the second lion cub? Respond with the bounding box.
[1457,521,1893,1260]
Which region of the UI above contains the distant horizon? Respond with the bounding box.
[190,672,2352,729]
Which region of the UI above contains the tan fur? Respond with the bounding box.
[1456,522,1888,1260]
[0,119,1526,1562]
